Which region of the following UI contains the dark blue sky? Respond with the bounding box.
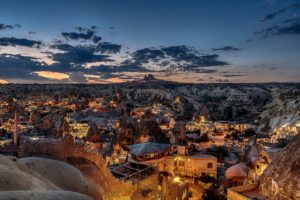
[0,0,299,83]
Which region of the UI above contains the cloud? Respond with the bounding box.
[212,46,242,51]
[61,26,102,43]
[34,71,69,80]
[14,24,21,28]
[215,78,230,83]
[255,18,300,38]
[96,42,122,54]
[223,74,246,77]
[261,3,300,21]
[0,54,45,79]
[196,69,218,73]
[91,63,150,73]
[261,8,287,21]
[132,48,165,64]
[0,24,14,30]
[0,23,21,30]
[50,43,112,67]
[0,79,9,84]
[0,25,228,83]
[255,3,300,39]
[0,37,42,47]
[69,71,87,82]
[62,30,95,40]
[130,45,228,72]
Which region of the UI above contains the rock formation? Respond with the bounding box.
[0,155,95,200]
[259,133,300,200]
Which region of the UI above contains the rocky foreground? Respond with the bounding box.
[0,155,97,200]
[259,133,300,200]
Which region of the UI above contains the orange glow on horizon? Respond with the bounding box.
[106,77,126,83]
[0,79,9,84]
[34,71,69,80]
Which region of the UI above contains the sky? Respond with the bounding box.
[0,0,299,83]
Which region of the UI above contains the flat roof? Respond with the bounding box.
[127,142,171,156]
[190,153,217,159]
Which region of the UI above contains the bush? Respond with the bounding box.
[202,185,226,200]
[244,128,256,138]
[210,145,228,161]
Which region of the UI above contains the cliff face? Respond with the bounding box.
[259,133,300,200]
[259,89,300,133]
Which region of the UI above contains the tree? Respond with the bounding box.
[210,146,228,161]
[202,185,226,200]
[195,133,209,143]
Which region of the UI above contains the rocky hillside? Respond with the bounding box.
[0,155,98,200]
[259,88,300,133]
[259,133,300,200]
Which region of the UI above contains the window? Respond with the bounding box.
[179,160,185,167]
[207,163,213,168]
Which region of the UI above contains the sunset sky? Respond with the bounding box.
[0,0,299,83]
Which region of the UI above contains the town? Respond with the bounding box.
[0,76,299,200]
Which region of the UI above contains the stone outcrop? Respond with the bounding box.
[259,88,300,133]
[259,133,300,200]
[18,136,136,200]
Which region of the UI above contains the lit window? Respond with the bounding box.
[179,160,185,166]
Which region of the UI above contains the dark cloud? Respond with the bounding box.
[96,42,122,53]
[92,36,102,43]
[261,3,300,21]
[0,54,44,79]
[50,43,112,67]
[212,46,242,51]
[196,69,218,73]
[61,30,96,41]
[28,31,36,35]
[14,24,21,28]
[69,72,87,82]
[0,24,13,30]
[90,63,151,74]
[132,48,165,63]
[130,45,228,72]
[0,26,227,82]
[161,45,197,60]
[255,18,300,38]
[162,45,227,67]
[223,74,246,77]
[0,23,21,30]
[261,8,287,21]
[215,79,230,83]
[0,23,21,31]
[0,37,42,47]
[61,26,102,43]
[255,3,300,39]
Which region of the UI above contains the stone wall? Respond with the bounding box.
[18,136,136,200]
